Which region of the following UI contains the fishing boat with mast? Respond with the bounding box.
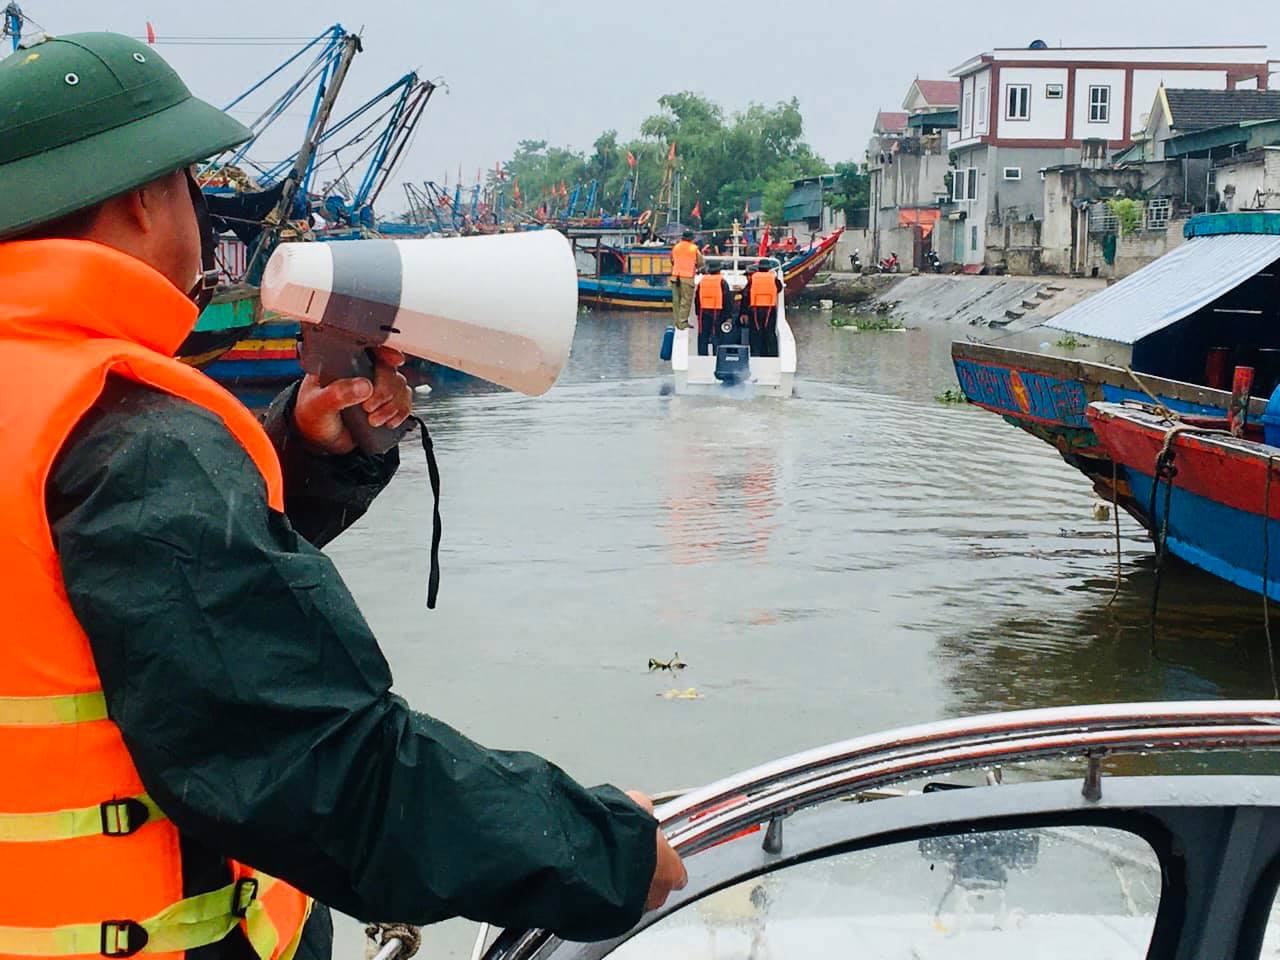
[559,143,842,311]
[191,35,438,382]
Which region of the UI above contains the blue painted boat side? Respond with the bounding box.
[1126,467,1280,601]
[1098,385,1230,417]
[202,358,303,382]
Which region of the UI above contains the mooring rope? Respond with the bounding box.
[1106,458,1123,609]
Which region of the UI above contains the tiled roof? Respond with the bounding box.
[1165,88,1280,132]
[912,79,960,107]
[876,111,909,133]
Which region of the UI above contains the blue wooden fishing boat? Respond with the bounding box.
[578,229,843,310]
[952,212,1280,521]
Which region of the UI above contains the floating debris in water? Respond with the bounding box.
[935,389,967,404]
[1093,501,1112,522]
[658,688,702,700]
[648,653,687,674]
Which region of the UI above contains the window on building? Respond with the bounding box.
[1045,83,1064,99]
[977,86,988,127]
[1089,85,1111,123]
[1003,167,1022,181]
[1145,197,1172,231]
[971,225,979,251]
[967,168,978,200]
[1006,84,1031,120]
[952,169,966,201]
[963,90,973,130]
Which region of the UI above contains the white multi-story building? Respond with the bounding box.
[945,43,1274,270]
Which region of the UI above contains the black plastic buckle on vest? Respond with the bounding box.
[231,877,259,919]
[100,798,150,837]
[100,920,148,958]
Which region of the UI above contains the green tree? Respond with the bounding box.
[495,91,839,228]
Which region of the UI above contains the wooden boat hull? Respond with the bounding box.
[951,341,1255,522]
[201,317,302,384]
[580,230,842,310]
[1089,402,1280,599]
[176,285,262,369]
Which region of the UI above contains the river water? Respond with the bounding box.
[323,306,1280,958]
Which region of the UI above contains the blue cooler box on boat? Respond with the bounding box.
[659,326,674,362]
[1264,385,1280,446]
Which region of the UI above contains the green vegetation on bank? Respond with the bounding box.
[497,92,867,229]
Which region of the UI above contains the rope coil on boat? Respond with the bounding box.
[364,922,421,960]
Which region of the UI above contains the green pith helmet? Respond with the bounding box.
[0,32,251,239]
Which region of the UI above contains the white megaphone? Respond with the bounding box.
[261,230,578,453]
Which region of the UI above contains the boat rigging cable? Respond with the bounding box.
[1138,418,1280,698]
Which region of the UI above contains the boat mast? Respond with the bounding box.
[246,30,361,277]
[3,2,23,52]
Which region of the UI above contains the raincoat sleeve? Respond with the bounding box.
[46,380,658,942]
[261,381,400,548]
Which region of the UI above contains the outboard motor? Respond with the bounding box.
[714,344,750,384]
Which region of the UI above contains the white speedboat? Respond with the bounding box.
[670,232,796,398]
[470,701,1280,960]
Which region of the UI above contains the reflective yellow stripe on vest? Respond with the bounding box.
[0,877,278,958]
[0,793,165,843]
[0,691,107,725]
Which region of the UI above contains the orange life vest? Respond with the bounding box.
[0,239,311,960]
[749,270,779,308]
[697,277,724,311]
[670,241,698,279]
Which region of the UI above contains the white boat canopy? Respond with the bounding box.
[1046,232,1280,345]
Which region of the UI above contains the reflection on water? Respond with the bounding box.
[298,306,1280,959]
[319,306,1280,776]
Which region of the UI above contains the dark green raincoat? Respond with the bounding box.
[43,376,656,960]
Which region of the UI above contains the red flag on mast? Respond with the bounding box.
[145,22,156,44]
[626,151,636,169]
[691,198,702,220]
[667,141,677,162]
[513,177,521,206]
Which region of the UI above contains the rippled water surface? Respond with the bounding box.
[319,307,1280,957]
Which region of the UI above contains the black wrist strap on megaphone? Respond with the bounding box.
[407,415,442,609]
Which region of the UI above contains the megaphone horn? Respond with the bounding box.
[261,230,580,397]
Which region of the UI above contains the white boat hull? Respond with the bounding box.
[670,265,796,398]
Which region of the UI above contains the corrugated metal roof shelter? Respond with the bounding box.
[1047,231,1280,345]
[783,181,823,222]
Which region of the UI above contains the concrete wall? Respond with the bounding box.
[1217,148,1280,210]
[835,228,872,269]
[999,67,1071,140]
[1080,217,1189,279]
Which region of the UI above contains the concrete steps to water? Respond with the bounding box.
[836,274,1107,328]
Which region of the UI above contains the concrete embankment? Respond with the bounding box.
[801,272,1107,327]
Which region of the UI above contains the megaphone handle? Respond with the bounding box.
[299,325,409,455]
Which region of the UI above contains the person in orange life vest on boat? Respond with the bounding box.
[669,229,705,329]
[695,265,734,357]
[0,31,686,960]
[740,264,783,359]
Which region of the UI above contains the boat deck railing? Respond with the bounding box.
[658,701,1280,855]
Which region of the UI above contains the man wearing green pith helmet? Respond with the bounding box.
[0,32,684,960]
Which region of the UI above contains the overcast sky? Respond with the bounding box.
[26,0,1280,211]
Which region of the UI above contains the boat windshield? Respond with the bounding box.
[612,824,1161,960]
[705,256,781,273]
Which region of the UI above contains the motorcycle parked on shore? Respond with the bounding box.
[849,250,862,273]
[924,249,942,273]
[874,252,899,274]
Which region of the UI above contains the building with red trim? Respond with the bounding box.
[944,43,1274,270]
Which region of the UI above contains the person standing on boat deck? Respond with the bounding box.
[0,31,686,960]
[695,265,732,356]
[741,265,783,358]
[669,229,704,329]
